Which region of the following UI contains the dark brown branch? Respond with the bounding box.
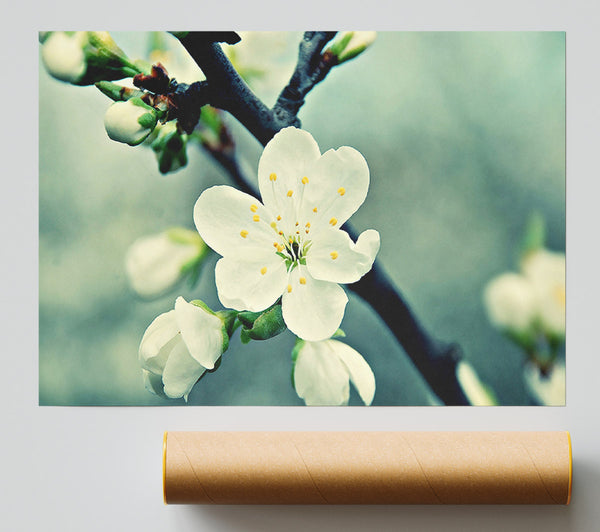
[177,31,470,405]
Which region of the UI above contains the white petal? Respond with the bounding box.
[483,273,537,332]
[455,361,497,406]
[162,340,206,400]
[174,297,225,370]
[125,232,199,298]
[331,340,376,405]
[138,310,179,373]
[142,369,165,396]
[282,265,348,341]
[293,341,351,405]
[215,256,288,312]
[306,228,380,284]
[257,127,321,216]
[299,145,370,233]
[104,100,155,145]
[523,362,565,406]
[194,185,277,260]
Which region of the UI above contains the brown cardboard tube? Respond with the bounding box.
[163,431,572,505]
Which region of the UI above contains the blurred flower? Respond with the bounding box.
[483,249,565,340]
[194,127,380,341]
[40,31,144,85]
[41,32,86,83]
[139,297,230,400]
[455,360,498,406]
[483,272,538,334]
[125,228,208,298]
[292,338,375,405]
[222,32,301,104]
[522,249,566,339]
[523,361,565,405]
[104,98,158,146]
[327,31,377,63]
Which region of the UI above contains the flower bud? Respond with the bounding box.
[238,304,286,342]
[151,122,188,174]
[328,31,377,63]
[41,32,87,83]
[125,228,208,298]
[104,98,158,146]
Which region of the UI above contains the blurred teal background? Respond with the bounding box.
[39,32,565,405]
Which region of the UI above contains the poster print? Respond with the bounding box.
[39,32,565,406]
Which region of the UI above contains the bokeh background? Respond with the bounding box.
[39,32,565,405]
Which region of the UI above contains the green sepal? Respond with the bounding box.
[240,328,252,344]
[137,111,158,130]
[331,328,346,339]
[95,81,145,102]
[338,45,367,63]
[238,303,287,341]
[520,212,546,260]
[216,310,238,337]
[328,32,354,57]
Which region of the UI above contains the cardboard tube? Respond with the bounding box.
[163,431,572,505]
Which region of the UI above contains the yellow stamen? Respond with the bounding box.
[338,187,346,196]
[305,230,309,234]
[301,176,309,185]
[250,204,258,213]
[288,237,293,244]
[287,190,293,197]
[296,231,300,235]
[305,222,311,228]
[277,215,282,221]
[299,277,306,285]
[287,284,292,293]
[240,230,249,238]
[313,207,318,213]
[270,221,277,229]
[253,214,260,222]
[278,231,283,236]
[276,244,284,252]
[329,217,337,226]
[269,173,277,181]
[273,242,279,248]
[330,251,338,260]
[260,267,267,275]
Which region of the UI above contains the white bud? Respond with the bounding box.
[125,230,203,298]
[41,32,86,83]
[483,272,537,333]
[334,31,377,62]
[104,99,157,146]
[521,249,566,338]
[523,361,565,405]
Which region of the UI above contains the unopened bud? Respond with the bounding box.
[104,98,158,146]
[328,31,377,63]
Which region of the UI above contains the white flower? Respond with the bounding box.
[293,339,375,406]
[523,361,565,406]
[483,272,538,333]
[138,297,228,400]
[194,127,380,341]
[41,32,87,83]
[125,228,206,298]
[333,31,377,63]
[104,98,157,146]
[522,249,566,338]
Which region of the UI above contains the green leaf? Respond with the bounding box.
[520,212,546,259]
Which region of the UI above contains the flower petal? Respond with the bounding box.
[258,127,321,217]
[215,256,288,312]
[138,309,179,373]
[142,369,165,397]
[293,340,351,405]
[194,185,277,260]
[282,265,348,341]
[298,145,370,233]
[174,296,225,370]
[162,340,206,400]
[306,228,380,284]
[331,340,376,405]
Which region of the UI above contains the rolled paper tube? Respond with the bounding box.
[163,431,572,505]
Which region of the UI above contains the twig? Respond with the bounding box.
[177,32,469,405]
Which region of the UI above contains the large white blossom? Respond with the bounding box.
[138,297,228,400]
[293,339,375,406]
[125,229,206,298]
[194,127,380,341]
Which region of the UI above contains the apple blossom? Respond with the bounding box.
[292,338,375,406]
[194,127,380,341]
[138,297,231,400]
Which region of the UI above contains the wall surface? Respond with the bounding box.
[3,1,600,531]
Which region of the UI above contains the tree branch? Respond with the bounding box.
[178,31,469,405]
